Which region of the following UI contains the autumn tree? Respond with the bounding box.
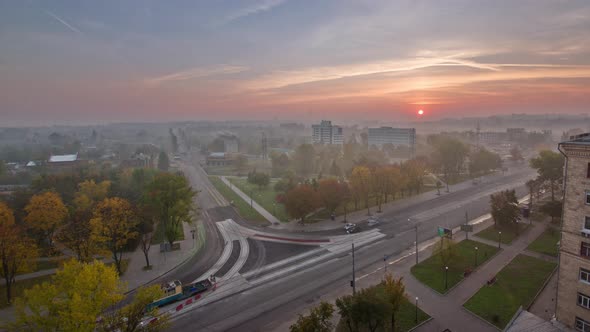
[402,158,429,195]
[91,197,138,275]
[383,165,402,203]
[530,150,565,201]
[350,166,372,215]
[430,136,469,192]
[13,260,124,331]
[289,301,334,332]
[96,284,170,332]
[469,147,502,177]
[432,236,457,268]
[352,287,389,332]
[336,295,356,332]
[317,178,345,214]
[284,185,320,225]
[525,179,539,211]
[137,204,157,269]
[0,203,38,304]
[248,170,270,189]
[490,190,521,229]
[144,173,195,245]
[24,191,68,246]
[382,274,406,332]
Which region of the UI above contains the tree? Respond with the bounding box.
[0,203,37,304]
[352,287,389,332]
[293,144,315,177]
[73,180,111,212]
[317,178,344,214]
[469,147,502,177]
[248,171,270,189]
[90,198,138,275]
[525,179,538,211]
[383,165,402,203]
[350,166,372,215]
[329,160,341,177]
[432,236,457,268]
[271,152,291,177]
[58,212,97,262]
[96,284,170,332]
[144,173,195,246]
[540,200,563,223]
[530,150,565,201]
[289,301,334,332]
[157,151,170,171]
[336,295,356,332]
[402,159,429,195]
[510,146,524,162]
[234,154,248,172]
[169,128,178,153]
[436,180,442,195]
[284,185,320,225]
[382,274,406,332]
[137,205,156,269]
[24,191,68,246]
[430,137,469,192]
[13,260,124,332]
[490,190,521,229]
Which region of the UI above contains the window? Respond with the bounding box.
[587,163,590,179]
[582,268,590,284]
[576,317,590,331]
[579,293,590,309]
[582,242,590,258]
[586,217,590,231]
[586,191,590,205]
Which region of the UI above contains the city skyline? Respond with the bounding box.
[1,0,590,125]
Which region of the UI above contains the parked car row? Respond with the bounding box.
[343,216,381,234]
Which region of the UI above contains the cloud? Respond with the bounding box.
[44,10,82,34]
[223,0,286,24]
[143,65,249,86]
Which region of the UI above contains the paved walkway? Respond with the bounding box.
[220,176,281,225]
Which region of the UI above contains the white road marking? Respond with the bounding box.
[194,221,233,282]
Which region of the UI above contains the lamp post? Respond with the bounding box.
[273,203,276,216]
[190,229,196,249]
[415,297,419,323]
[498,231,502,249]
[445,266,449,290]
[413,219,418,265]
[474,246,478,266]
[250,189,253,209]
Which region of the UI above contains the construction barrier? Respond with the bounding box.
[175,304,184,312]
[185,298,193,305]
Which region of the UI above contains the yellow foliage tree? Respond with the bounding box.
[91,197,138,275]
[74,180,111,213]
[13,260,124,332]
[0,203,38,304]
[24,192,68,246]
[350,166,372,215]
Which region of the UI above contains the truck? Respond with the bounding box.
[146,279,213,312]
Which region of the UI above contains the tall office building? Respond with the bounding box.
[556,133,590,330]
[367,127,416,149]
[312,120,343,145]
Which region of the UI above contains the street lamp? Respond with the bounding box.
[250,189,253,209]
[474,246,478,266]
[445,266,449,290]
[415,297,419,323]
[190,229,196,249]
[498,231,502,249]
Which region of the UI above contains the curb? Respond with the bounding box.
[408,316,434,332]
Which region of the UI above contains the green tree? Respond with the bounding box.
[270,152,291,177]
[293,144,315,177]
[284,185,320,225]
[91,197,138,275]
[157,151,170,171]
[248,171,270,189]
[382,274,406,332]
[469,147,502,176]
[530,150,565,201]
[289,301,334,332]
[13,260,124,332]
[525,179,539,211]
[540,200,563,223]
[144,173,196,245]
[352,287,389,332]
[0,203,38,304]
[430,136,469,192]
[490,190,521,229]
[336,295,356,332]
[433,236,457,268]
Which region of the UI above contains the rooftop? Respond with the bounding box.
[562,132,590,146]
[48,154,78,163]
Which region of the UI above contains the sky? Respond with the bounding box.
[1,0,590,126]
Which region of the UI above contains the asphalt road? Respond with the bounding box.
[170,165,536,331]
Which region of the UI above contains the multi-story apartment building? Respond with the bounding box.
[557,133,590,331]
[367,127,416,150]
[311,120,343,145]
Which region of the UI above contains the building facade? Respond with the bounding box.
[312,120,343,145]
[557,133,590,330]
[367,127,416,149]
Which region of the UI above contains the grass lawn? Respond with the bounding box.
[335,294,430,332]
[228,177,290,222]
[0,274,53,309]
[527,227,560,257]
[475,223,530,245]
[464,254,556,329]
[411,239,499,294]
[209,176,268,225]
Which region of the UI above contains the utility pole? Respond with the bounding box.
[414,222,418,265]
[351,243,356,295]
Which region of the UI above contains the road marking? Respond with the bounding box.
[194,222,233,282]
[242,247,326,279]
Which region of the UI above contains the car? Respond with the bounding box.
[345,223,360,234]
[367,217,380,227]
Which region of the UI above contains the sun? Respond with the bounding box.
[418,109,424,115]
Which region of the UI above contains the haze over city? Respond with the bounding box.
[2,0,590,125]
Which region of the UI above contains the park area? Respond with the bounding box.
[209,176,268,224]
[463,254,557,329]
[228,177,290,222]
[475,223,530,245]
[411,239,499,294]
[527,227,560,257]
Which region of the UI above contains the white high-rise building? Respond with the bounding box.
[312,120,343,145]
[368,127,416,149]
